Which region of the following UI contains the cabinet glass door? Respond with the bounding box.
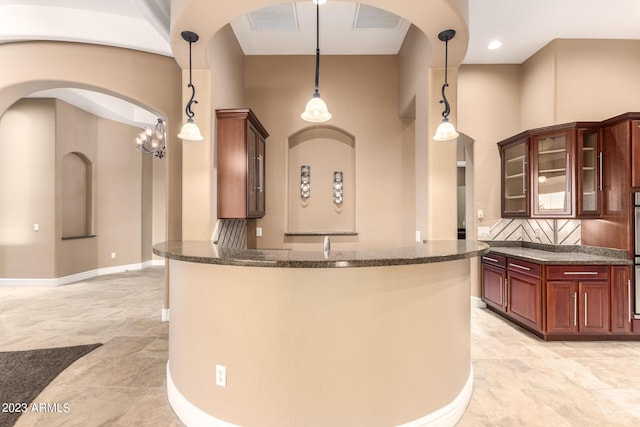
[533,132,572,216]
[578,130,600,215]
[502,140,528,215]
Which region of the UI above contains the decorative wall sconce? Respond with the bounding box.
[433,29,460,141]
[135,118,166,159]
[177,30,204,141]
[333,171,343,204]
[301,165,311,198]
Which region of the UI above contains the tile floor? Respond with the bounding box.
[0,267,639,426]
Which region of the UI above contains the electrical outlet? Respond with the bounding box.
[256,227,263,237]
[111,252,116,259]
[415,231,421,243]
[534,228,542,238]
[216,364,226,387]
[33,224,39,232]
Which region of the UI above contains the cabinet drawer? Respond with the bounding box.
[481,254,506,268]
[507,258,542,277]
[547,265,609,280]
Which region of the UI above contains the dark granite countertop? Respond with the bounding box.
[153,240,489,268]
[484,241,631,265]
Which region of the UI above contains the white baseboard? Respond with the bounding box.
[166,360,473,427]
[470,296,487,309]
[167,361,239,427]
[397,364,474,427]
[0,262,163,287]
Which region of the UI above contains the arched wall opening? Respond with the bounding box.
[286,126,356,235]
[0,41,182,282]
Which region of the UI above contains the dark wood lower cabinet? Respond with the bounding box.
[611,266,633,334]
[482,258,638,340]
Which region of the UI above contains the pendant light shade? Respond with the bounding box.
[302,93,332,122]
[301,1,331,123]
[433,29,459,141]
[178,30,204,141]
[433,119,459,141]
[178,119,204,141]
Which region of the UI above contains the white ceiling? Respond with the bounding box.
[2,0,640,126]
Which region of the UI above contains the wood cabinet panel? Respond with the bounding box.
[611,265,633,334]
[581,281,610,334]
[547,265,608,281]
[216,109,268,219]
[507,271,543,332]
[631,120,640,188]
[482,263,506,311]
[547,281,577,334]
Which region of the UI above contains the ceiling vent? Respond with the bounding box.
[353,4,403,30]
[248,3,298,32]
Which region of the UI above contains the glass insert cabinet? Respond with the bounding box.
[498,124,601,218]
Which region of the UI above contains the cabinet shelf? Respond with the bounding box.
[506,173,524,179]
[505,195,526,200]
[538,168,566,174]
[505,155,525,163]
[538,148,567,155]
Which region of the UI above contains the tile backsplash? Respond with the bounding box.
[482,218,581,245]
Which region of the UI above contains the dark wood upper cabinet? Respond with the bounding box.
[531,130,574,217]
[499,137,530,217]
[216,109,269,219]
[576,128,602,217]
[499,123,600,218]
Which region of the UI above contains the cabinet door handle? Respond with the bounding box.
[598,152,603,191]
[499,277,503,306]
[584,292,588,326]
[628,279,632,324]
[522,159,527,193]
[563,271,599,275]
[483,256,499,263]
[257,155,264,192]
[504,279,509,308]
[509,263,531,271]
[573,292,577,327]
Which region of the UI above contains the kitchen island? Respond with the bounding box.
[154,240,488,427]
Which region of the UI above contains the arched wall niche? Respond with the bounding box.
[287,125,356,234]
[61,151,93,239]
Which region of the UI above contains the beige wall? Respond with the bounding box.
[0,41,181,280]
[245,55,415,250]
[96,117,145,269]
[0,98,165,279]
[457,39,640,235]
[0,99,57,278]
[458,65,522,230]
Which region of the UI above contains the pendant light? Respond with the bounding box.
[433,29,459,141]
[301,1,331,122]
[177,30,204,141]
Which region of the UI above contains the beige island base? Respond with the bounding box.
[154,240,488,427]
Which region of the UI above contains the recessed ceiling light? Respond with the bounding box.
[313,0,327,4]
[488,40,502,50]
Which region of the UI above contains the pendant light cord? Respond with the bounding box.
[314,1,320,96]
